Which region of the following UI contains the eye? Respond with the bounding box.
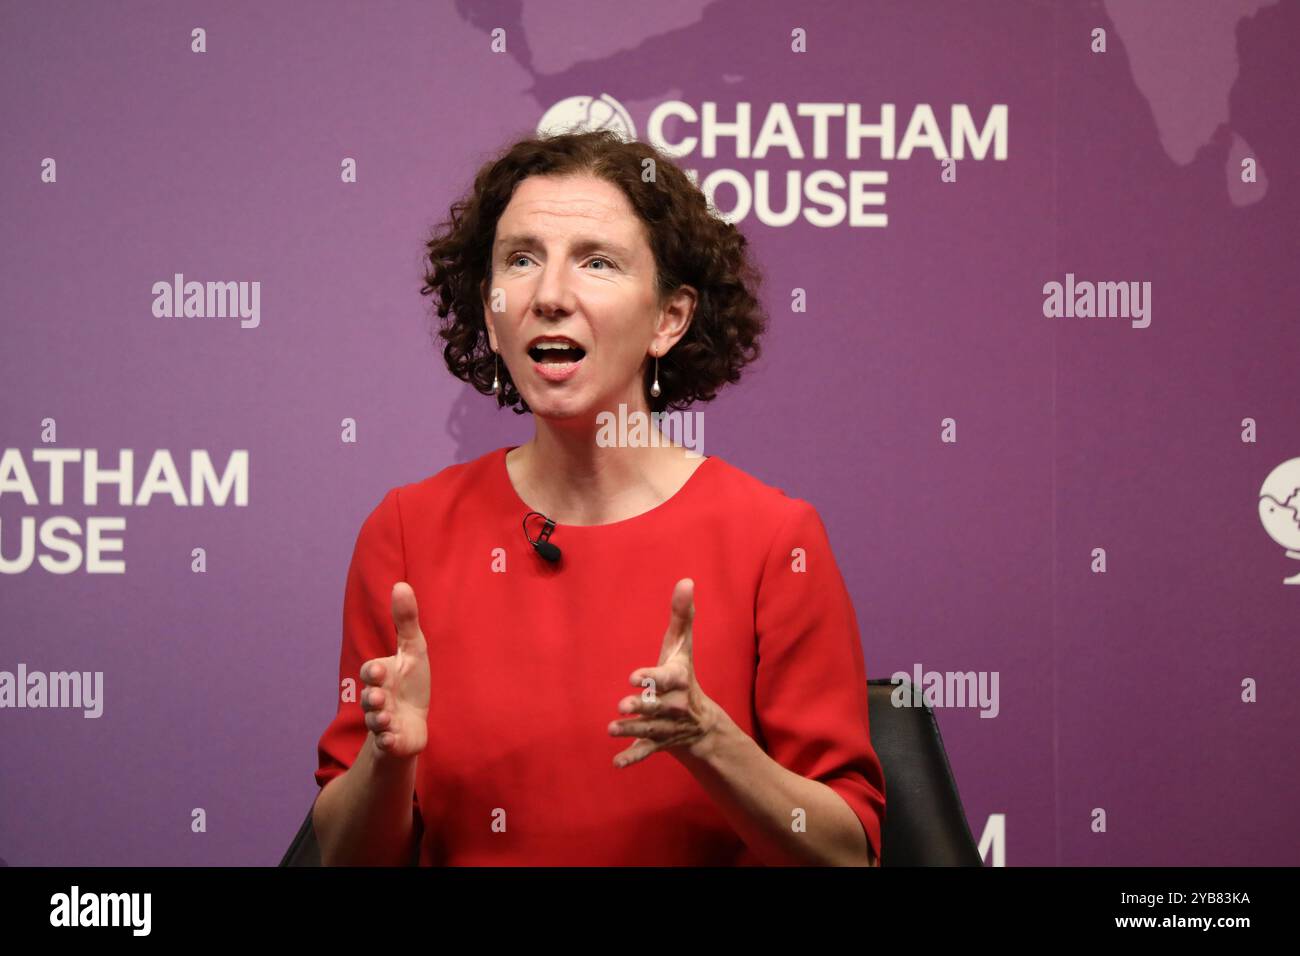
[587,257,614,270]
[508,254,532,268]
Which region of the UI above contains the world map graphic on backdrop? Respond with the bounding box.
[1105,0,1276,203]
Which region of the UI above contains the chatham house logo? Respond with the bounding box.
[1258,457,1300,585]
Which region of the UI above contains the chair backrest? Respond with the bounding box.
[279,800,319,867]
[868,678,983,865]
[281,678,984,867]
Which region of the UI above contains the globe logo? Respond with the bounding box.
[1258,457,1300,584]
[537,95,636,141]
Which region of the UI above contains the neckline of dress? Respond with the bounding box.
[495,444,715,532]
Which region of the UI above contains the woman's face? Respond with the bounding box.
[481,172,693,423]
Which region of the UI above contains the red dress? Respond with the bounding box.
[315,445,886,865]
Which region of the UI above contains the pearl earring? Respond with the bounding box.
[650,349,661,398]
[491,351,500,394]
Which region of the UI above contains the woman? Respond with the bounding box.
[310,130,886,866]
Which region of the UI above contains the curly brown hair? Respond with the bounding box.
[419,129,768,415]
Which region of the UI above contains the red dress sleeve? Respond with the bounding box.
[314,486,415,808]
[752,497,886,864]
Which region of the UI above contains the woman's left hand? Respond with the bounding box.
[609,577,723,768]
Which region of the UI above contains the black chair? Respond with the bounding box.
[866,678,983,865]
[279,795,321,867]
[281,677,982,866]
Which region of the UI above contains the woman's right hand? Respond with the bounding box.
[359,582,430,759]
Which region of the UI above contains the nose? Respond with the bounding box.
[531,261,575,317]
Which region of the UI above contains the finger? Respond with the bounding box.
[361,686,386,712]
[365,709,392,734]
[657,578,695,663]
[628,665,689,694]
[608,717,685,741]
[616,693,663,716]
[613,738,658,769]
[391,582,428,657]
[360,659,386,686]
[615,692,689,718]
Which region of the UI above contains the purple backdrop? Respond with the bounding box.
[1,0,1297,866]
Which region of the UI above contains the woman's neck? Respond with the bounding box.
[506,419,702,527]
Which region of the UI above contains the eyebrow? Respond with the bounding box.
[493,233,633,259]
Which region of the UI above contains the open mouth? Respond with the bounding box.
[527,343,587,364]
